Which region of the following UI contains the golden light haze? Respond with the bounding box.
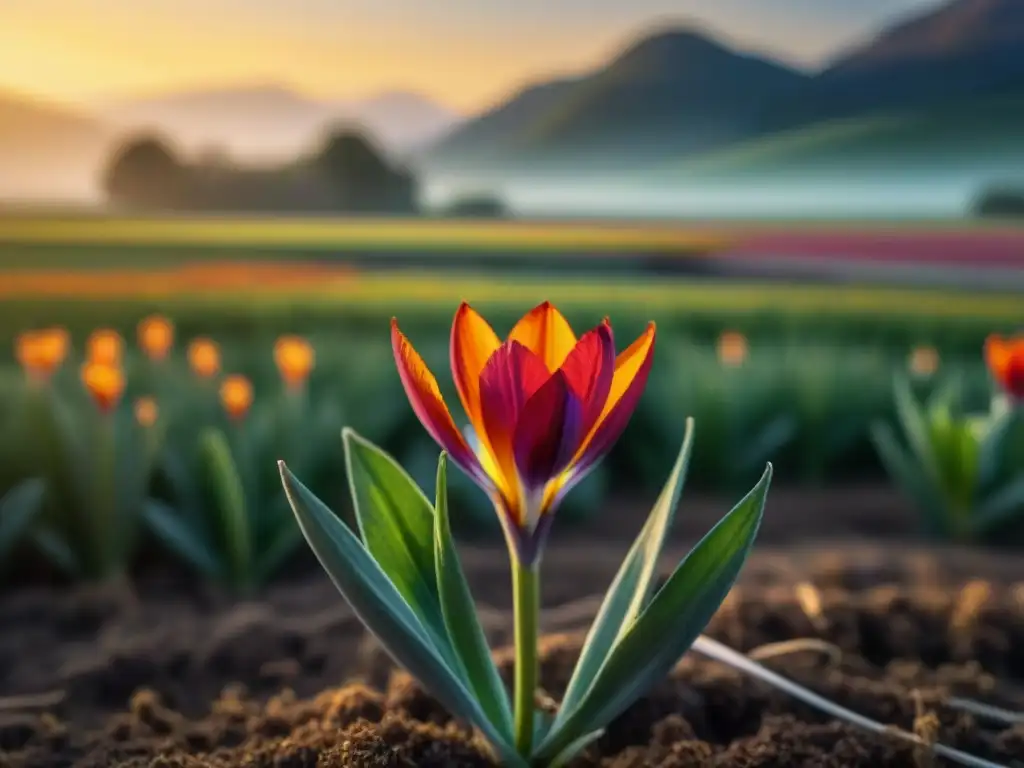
[0,2,614,112]
[0,0,943,111]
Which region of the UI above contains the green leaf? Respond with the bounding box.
[893,376,942,489]
[0,478,46,559]
[972,476,1024,535]
[537,463,772,764]
[870,421,948,536]
[548,730,604,768]
[201,428,252,587]
[279,462,525,768]
[555,417,695,728]
[142,499,222,580]
[31,526,81,577]
[343,428,450,656]
[253,516,304,586]
[433,453,513,738]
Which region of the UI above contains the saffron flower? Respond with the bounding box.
[188,338,221,379]
[87,329,124,366]
[716,330,748,367]
[134,397,159,428]
[15,327,69,381]
[137,315,174,361]
[391,301,655,564]
[220,374,253,422]
[985,333,1024,401]
[273,335,315,391]
[81,361,125,414]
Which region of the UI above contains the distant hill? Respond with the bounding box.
[423,0,1024,175]
[0,90,111,201]
[102,85,462,160]
[424,28,807,172]
[657,93,1024,180]
[756,0,1024,131]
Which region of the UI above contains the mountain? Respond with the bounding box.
[0,90,111,201]
[657,93,1024,180]
[424,28,808,172]
[101,85,462,160]
[755,0,1024,130]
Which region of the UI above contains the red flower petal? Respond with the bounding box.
[514,371,586,492]
[479,340,551,518]
[391,319,481,478]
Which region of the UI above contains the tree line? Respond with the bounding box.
[103,128,419,214]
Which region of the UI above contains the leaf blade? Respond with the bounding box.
[343,428,450,654]
[433,453,513,739]
[555,417,695,727]
[0,477,46,559]
[279,462,524,767]
[538,463,772,764]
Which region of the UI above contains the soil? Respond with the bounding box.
[1,485,1023,767]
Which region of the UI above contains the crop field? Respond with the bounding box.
[2,214,1023,768]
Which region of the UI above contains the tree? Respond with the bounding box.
[103,135,187,210]
[314,128,417,213]
[973,185,1024,219]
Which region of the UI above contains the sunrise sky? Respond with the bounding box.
[2,0,946,113]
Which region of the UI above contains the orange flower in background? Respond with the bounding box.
[188,338,221,379]
[87,329,124,366]
[137,315,174,361]
[16,327,69,380]
[81,361,125,414]
[717,330,748,367]
[220,374,253,421]
[274,335,315,390]
[985,334,1024,400]
[392,301,655,564]
[908,345,940,377]
[134,397,159,428]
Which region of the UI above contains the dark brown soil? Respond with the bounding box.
[2,487,1023,767]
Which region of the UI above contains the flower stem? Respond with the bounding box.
[512,558,539,756]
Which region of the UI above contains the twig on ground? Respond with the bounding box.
[691,634,1011,768]
[0,690,65,711]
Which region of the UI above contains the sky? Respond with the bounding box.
[1,0,948,113]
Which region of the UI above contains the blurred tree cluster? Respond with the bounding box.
[973,185,1024,218]
[103,127,419,214]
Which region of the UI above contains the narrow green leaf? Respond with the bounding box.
[0,478,46,559]
[870,422,948,536]
[253,515,304,586]
[977,409,1014,492]
[972,476,1024,535]
[201,428,252,587]
[343,428,449,653]
[893,376,942,488]
[548,730,604,768]
[555,418,695,728]
[142,499,222,579]
[433,453,513,738]
[538,464,772,764]
[31,526,81,577]
[279,462,525,767]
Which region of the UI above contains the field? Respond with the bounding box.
[1,215,1023,768]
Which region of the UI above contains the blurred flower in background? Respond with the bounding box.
[220,374,253,421]
[138,315,175,361]
[188,337,221,379]
[274,335,315,391]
